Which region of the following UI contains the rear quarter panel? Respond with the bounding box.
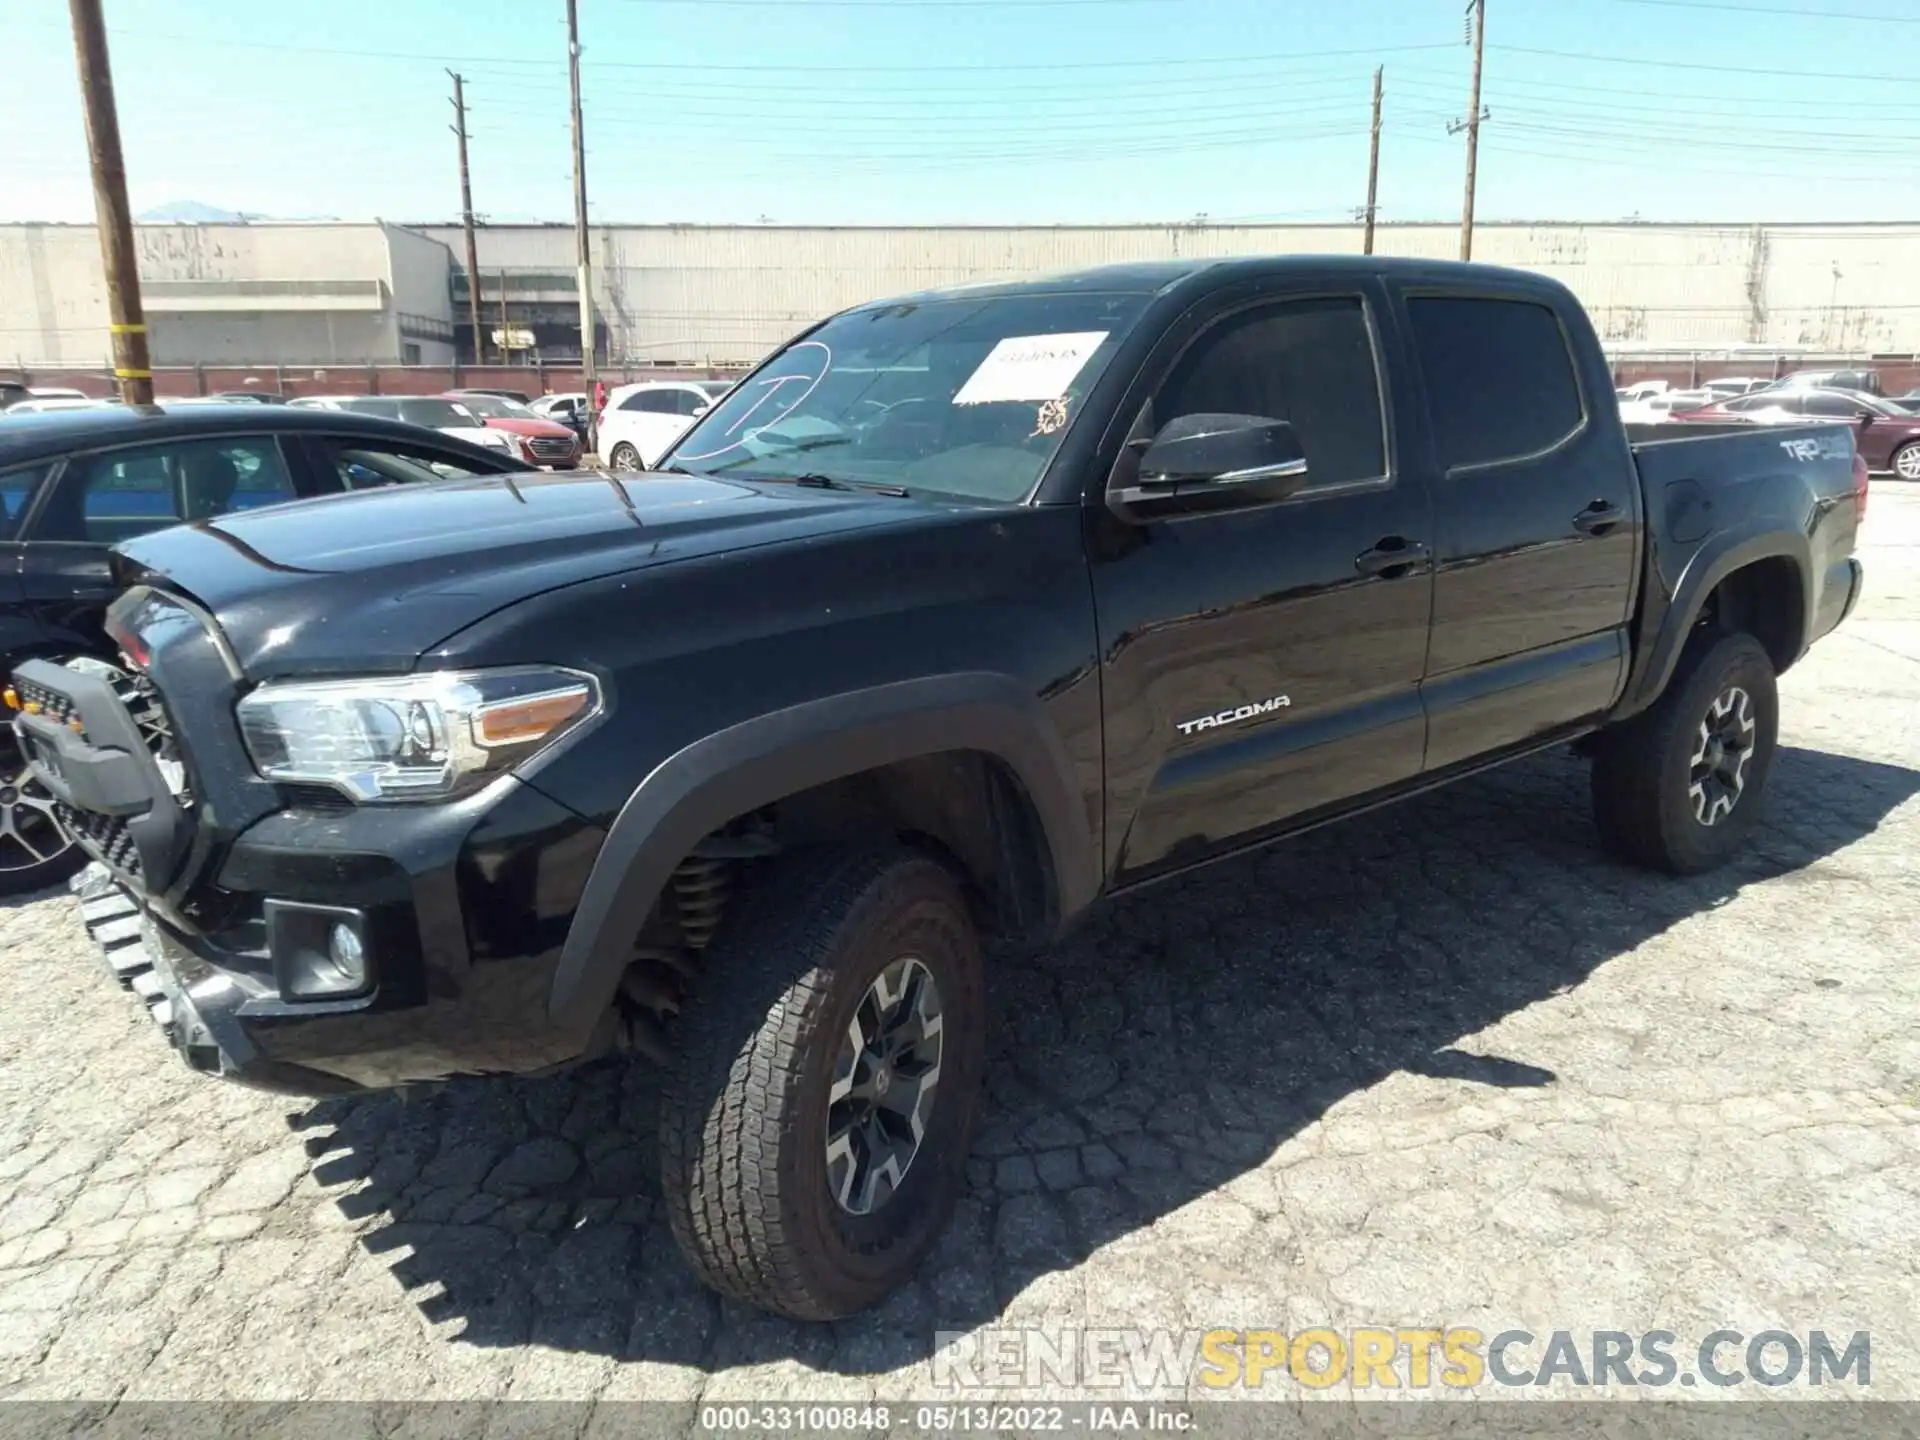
[1619,421,1858,714]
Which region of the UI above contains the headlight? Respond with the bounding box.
[235,667,601,802]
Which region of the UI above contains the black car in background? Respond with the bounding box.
[0,403,529,894]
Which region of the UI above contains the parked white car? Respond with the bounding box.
[287,395,525,460]
[1615,379,1670,402]
[528,392,587,424]
[598,380,735,470]
[3,396,114,415]
[1618,389,1712,425]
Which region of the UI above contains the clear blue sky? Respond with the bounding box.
[7,0,1920,227]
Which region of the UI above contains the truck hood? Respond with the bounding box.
[113,469,936,677]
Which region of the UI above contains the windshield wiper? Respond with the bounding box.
[791,473,909,497]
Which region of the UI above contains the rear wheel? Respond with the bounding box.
[1893,441,1920,481]
[1591,630,1779,874]
[608,442,642,471]
[658,846,984,1320]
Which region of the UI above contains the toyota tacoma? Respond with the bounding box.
[13,257,1866,1321]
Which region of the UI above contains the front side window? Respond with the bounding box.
[319,440,497,488]
[0,464,52,538]
[1408,296,1585,470]
[36,438,295,543]
[1803,392,1862,418]
[671,291,1151,501]
[1151,296,1387,490]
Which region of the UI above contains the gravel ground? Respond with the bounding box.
[1,488,1917,1408]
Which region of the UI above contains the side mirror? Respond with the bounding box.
[1110,413,1308,521]
[1857,410,1877,426]
[692,404,711,418]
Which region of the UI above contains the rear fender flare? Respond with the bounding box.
[1623,523,1812,715]
[547,672,1097,1030]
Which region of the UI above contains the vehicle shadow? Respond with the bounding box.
[296,742,1919,1375]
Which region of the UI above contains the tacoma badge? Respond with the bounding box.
[1177,695,1291,736]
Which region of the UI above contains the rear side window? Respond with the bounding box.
[621,390,681,415]
[1408,296,1584,470]
[1154,296,1387,490]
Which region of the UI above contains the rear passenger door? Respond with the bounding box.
[1396,287,1639,770]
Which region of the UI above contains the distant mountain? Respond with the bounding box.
[137,201,251,223]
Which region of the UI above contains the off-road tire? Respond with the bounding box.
[659,846,984,1320]
[1591,629,1779,874]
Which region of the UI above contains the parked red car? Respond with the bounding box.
[439,391,581,468]
[1674,387,1920,479]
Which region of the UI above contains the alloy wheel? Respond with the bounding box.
[1896,445,1920,481]
[0,764,73,876]
[1689,684,1756,826]
[824,956,944,1216]
[609,444,642,472]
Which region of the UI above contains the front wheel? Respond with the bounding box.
[659,846,984,1320]
[1893,441,1920,481]
[1590,630,1779,874]
[607,442,642,472]
[0,752,83,897]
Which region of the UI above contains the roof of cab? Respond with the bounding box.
[859,253,1555,308]
[0,401,469,465]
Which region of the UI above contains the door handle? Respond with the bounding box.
[1354,536,1431,579]
[1573,500,1621,536]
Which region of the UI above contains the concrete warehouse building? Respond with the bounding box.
[0,222,458,368]
[6,219,1920,369]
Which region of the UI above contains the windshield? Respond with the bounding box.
[346,397,478,428]
[667,291,1150,501]
[452,394,533,418]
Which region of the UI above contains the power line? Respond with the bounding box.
[1611,0,1920,20]
[1390,70,1920,115]
[620,0,1182,6]
[42,22,1459,76]
[1490,42,1915,83]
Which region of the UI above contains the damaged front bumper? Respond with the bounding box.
[71,862,363,1096]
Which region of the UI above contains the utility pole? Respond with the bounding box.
[1455,0,1487,262]
[449,71,485,366]
[566,0,598,443]
[500,269,511,361]
[68,0,152,405]
[1363,66,1383,256]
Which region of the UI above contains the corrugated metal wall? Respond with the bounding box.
[414,221,1920,366]
[12,220,1920,369]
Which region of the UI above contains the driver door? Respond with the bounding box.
[1090,283,1435,883]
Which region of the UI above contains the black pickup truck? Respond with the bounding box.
[13,257,1864,1321]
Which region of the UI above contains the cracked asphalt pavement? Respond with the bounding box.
[2,490,1918,1407]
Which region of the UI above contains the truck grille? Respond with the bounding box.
[56,802,142,880]
[528,435,577,461]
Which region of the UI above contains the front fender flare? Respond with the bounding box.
[546,672,1098,1031]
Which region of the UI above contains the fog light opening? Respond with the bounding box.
[266,900,372,1001]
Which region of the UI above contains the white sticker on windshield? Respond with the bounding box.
[952,331,1109,406]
